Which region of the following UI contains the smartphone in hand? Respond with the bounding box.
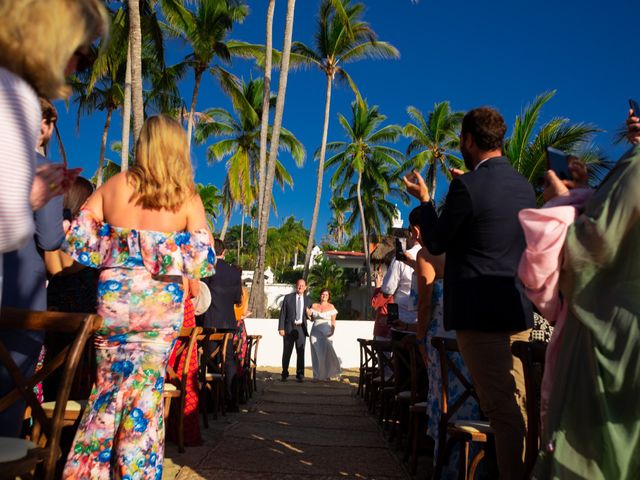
[546,147,571,180]
[630,99,640,117]
[395,237,407,261]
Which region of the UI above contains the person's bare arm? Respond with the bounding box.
[416,249,436,365]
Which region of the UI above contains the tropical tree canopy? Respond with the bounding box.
[403,101,464,201]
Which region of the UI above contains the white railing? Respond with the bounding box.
[244,318,374,369]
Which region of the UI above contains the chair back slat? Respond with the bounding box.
[372,339,394,385]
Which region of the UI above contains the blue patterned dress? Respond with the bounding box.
[425,280,482,479]
[62,209,215,480]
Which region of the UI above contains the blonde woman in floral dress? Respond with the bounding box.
[62,115,215,479]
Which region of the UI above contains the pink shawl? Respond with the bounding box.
[518,188,593,422]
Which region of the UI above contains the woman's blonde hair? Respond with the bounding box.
[128,115,196,212]
[0,0,108,99]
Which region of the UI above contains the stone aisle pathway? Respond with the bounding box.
[164,371,409,479]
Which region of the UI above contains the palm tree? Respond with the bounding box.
[327,197,351,246]
[341,171,408,242]
[293,0,400,279]
[128,0,144,144]
[194,77,305,217]
[505,91,604,198]
[161,0,249,146]
[257,0,275,218]
[325,98,403,316]
[197,183,223,232]
[307,254,346,301]
[403,102,464,201]
[250,0,298,318]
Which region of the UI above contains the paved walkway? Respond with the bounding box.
[164,369,409,479]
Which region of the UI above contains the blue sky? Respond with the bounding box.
[54,0,638,243]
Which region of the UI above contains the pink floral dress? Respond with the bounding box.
[61,209,215,480]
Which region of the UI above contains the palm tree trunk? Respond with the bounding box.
[258,0,275,216]
[250,0,297,318]
[128,0,144,145]
[431,161,438,203]
[240,206,245,253]
[187,68,203,148]
[356,171,372,319]
[121,43,132,171]
[220,207,231,241]
[303,74,332,280]
[96,107,113,188]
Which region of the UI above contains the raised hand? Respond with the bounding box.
[402,170,430,203]
[31,163,65,210]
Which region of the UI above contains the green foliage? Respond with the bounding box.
[325,98,406,240]
[402,102,464,200]
[307,255,347,302]
[504,91,604,197]
[194,77,305,215]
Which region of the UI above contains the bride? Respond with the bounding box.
[307,289,341,381]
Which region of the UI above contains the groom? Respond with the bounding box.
[278,278,311,382]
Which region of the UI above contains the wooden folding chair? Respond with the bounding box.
[0,308,102,480]
[164,326,202,453]
[356,338,374,398]
[198,330,231,426]
[369,339,393,415]
[248,334,261,396]
[512,340,547,478]
[432,336,493,480]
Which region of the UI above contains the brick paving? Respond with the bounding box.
[163,369,409,479]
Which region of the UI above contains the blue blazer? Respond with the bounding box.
[2,153,64,311]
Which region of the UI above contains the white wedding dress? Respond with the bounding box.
[309,308,341,380]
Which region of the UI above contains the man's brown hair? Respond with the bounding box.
[39,97,57,123]
[461,107,507,151]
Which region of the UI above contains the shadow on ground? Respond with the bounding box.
[163,368,410,479]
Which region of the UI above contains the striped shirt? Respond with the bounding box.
[0,67,41,303]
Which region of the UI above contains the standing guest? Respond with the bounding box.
[232,287,250,385]
[0,0,105,304]
[379,230,422,337]
[0,97,65,437]
[62,115,215,479]
[278,279,312,382]
[198,238,243,409]
[308,289,341,381]
[404,107,536,479]
[531,111,640,479]
[410,206,481,478]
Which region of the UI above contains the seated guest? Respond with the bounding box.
[0,97,65,436]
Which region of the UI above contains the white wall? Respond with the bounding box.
[244,318,374,369]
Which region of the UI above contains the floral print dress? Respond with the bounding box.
[424,280,482,479]
[62,209,215,480]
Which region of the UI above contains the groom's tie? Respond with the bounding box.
[295,295,303,325]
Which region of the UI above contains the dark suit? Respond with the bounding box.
[419,156,536,332]
[278,291,311,379]
[198,258,242,330]
[197,258,242,403]
[418,156,536,478]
